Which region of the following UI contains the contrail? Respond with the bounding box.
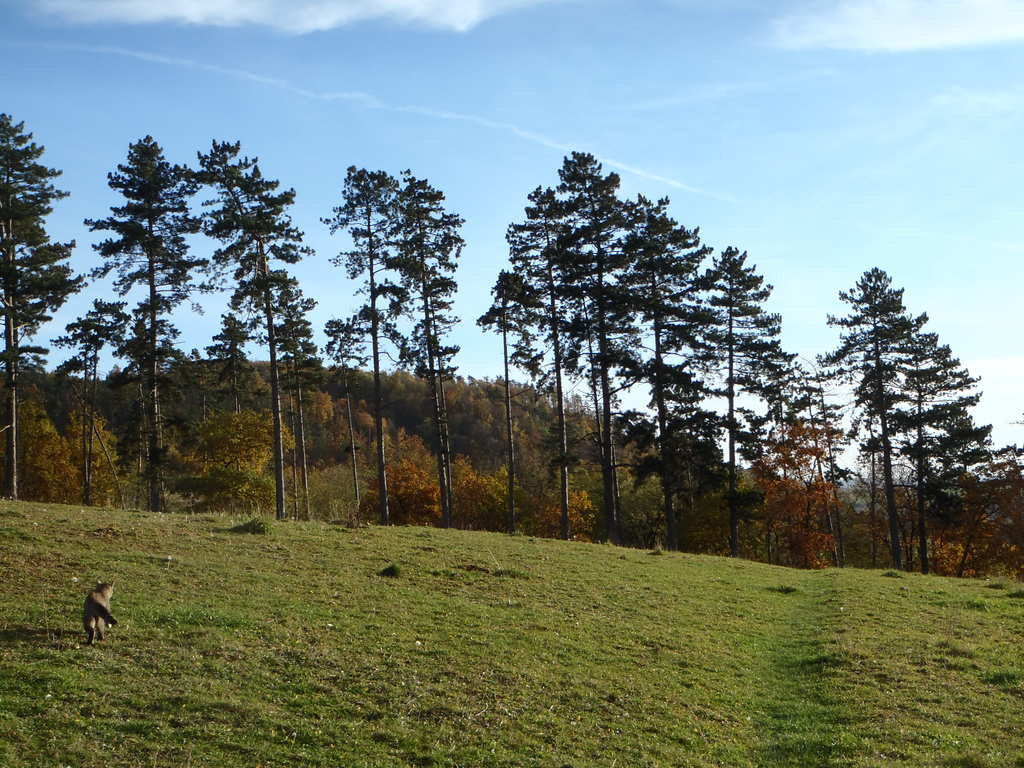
[36,41,733,202]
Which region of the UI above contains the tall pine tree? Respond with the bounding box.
[323,167,402,525]
[824,268,921,570]
[478,270,535,535]
[87,135,203,512]
[896,328,990,573]
[276,277,320,521]
[506,186,573,539]
[198,140,310,520]
[0,114,81,499]
[706,247,789,557]
[324,315,369,513]
[621,195,711,550]
[556,153,636,544]
[392,171,463,528]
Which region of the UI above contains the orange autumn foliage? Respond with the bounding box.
[930,453,1024,579]
[752,421,837,569]
[360,431,441,526]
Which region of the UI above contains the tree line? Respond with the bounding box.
[2,112,1021,577]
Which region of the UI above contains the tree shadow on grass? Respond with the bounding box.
[0,626,79,648]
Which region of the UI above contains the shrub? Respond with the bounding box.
[230,517,272,535]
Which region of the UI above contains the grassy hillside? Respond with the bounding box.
[1,502,1022,768]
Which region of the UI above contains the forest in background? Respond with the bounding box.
[3,112,1023,578]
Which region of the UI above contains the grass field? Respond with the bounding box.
[1,501,1022,767]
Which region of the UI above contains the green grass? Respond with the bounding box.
[1,501,1022,767]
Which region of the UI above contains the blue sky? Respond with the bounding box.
[7,0,1024,445]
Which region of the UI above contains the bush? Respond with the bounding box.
[230,517,273,535]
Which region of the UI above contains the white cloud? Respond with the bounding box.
[33,0,557,33]
[774,0,1024,52]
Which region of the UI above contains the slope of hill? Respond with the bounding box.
[1,502,1022,768]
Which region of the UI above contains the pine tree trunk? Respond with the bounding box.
[501,313,516,534]
[873,340,903,569]
[3,290,18,501]
[146,256,163,513]
[546,259,571,540]
[261,254,287,520]
[368,261,390,525]
[296,384,311,520]
[136,382,145,507]
[916,413,929,574]
[80,374,89,505]
[651,308,678,550]
[429,370,449,527]
[879,411,902,570]
[727,315,739,558]
[869,447,878,568]
[343,372,361,513]
[596,293,619,546]
[420,277,453,528]
[288,394,299,518]
[84,357,97,506]
[437,361,454,525]
[584,315,615,543]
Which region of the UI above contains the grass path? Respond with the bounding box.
[754,572,851,767]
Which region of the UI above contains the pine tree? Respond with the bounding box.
[621,195,711,550]
[506,186,573,539]
[324,315,369,513]
[206,313,257,414]
[322,167,402,525]
[0,114,81,499]
[478,270,535,534]
[824,268,921,570]
[87,136,203,512]
[276,277,320,521]
[896,329,990,573]
[54,300,129,506]
[556,153,637,544]
[392,171,463,528]
[198,140,311,520]
[705,247,790,557]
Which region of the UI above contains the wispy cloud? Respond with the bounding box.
[42,43,730,201]
[32,0,558,33]
[774,0,1024,52]
[930,85,1024,116]
[614,68,838,112]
